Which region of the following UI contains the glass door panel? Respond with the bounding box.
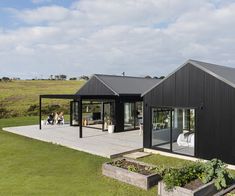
[103,102,115,130]
[172,108,195,156]
[124,102,135,130]
[70,101,79,126]
[135,102,143,128]
[152,108,171,150]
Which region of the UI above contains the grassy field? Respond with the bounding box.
[0,117,195,195]
[0,80,85,117]
[1,117,235,195]
[0,117,157,195]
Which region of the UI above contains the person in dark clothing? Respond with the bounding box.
[47,112,54,125]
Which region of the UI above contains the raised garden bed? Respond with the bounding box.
[214,183,235,196]
[158,180,217,196]
[158,159,234,196]
[102,158,161,190]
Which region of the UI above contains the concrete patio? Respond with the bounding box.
[2,125,143,158]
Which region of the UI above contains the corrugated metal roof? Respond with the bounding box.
[142,59,235,96]
[189,60,235,88]
[96,74,161,95]
[78,74,161,96]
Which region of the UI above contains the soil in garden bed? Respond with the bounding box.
[109,159,155,176]
[183,179,204,190]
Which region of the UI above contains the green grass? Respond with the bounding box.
[0,117,157,195]
[1,117,235,195]
[0,80,85,117]
[139,153,192,168]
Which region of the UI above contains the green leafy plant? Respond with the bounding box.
[163,162,204,190]
[127,164,138,173]
[163,159,234,191]
[155,165,171,177]
[198,159,234,190]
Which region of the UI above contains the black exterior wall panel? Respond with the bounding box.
[162,76,175,106]
[175,65,189,106]
[115,98,124,132]
[188,65,204,106]
[143,63,235,164]
[143,99,151,148]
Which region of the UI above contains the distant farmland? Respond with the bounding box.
[0,80,85,118]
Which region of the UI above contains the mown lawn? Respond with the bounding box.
[140,153,192,167]
[4,117,233,195]
[0,117,157,196]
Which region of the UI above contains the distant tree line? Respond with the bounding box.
[48,75,90,81]
[1,74,164,81]
[0,77,21,82]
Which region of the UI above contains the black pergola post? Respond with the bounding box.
[102,102,104,131]
[39,96,42,130]
[79,96,83,138]
[70,101,73,126]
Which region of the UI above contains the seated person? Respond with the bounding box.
[47,113,54,125]
[57,112,64,125]
[54,112,59,125]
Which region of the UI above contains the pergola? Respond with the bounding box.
[39,94,117,138]
[39,74,160,139]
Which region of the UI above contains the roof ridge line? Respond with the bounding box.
[94,74,159,80]
[141,60,191,96]
[142,60,235,97]
[189,61,235,89]
[94,75,119,96]
[75,74,94,94]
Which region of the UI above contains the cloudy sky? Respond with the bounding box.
[0,0,235,79]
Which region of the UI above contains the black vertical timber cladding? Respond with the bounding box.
[143,63,235,164]
[115,98,124,132]
[143,99,151,147]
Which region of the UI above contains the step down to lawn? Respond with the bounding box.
[123,151,151,159]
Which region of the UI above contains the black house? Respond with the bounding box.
[40,74,160,136]
[142,59,235,164]
[75,74,160,132]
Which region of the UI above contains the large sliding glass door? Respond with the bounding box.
[151,107,195,156]
[124,101,143,131]
[152,108,172,150]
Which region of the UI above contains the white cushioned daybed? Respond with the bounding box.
[177,131,194,147]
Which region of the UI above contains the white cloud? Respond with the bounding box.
[31,0,52,4]
[1,0,235,78]
[14,6,70,24]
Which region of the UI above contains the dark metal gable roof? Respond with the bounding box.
[76,74,161,96]
[189,60,235,88]
[142,59,235,96]
[75,75,117,96]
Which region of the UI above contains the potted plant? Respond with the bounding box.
[108,121,115,133]
[104,114,109,130]
[158,159,234,196]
